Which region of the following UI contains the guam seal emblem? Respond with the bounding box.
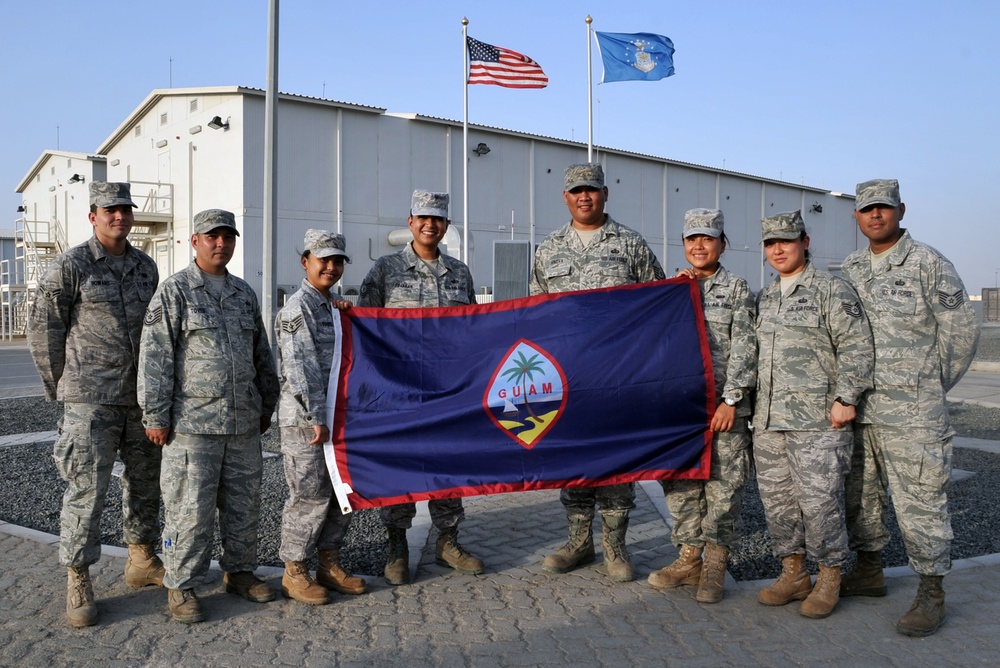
[483,339,568,449]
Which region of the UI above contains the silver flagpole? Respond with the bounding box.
[462,18,470,265]
[586,15,593,162]
[263,0,279,348]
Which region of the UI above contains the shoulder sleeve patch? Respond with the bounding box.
[842,301,863,318]
[144,305,163,326]
[280,313,305,334]
[938,290,964,310]
[41,287,62,302]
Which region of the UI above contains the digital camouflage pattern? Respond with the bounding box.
[191,208,240,236]
[754,428,853,567]
[854,178,901,210]
[29,237,157,403]
[359,241,476,529]
[754,262,874,432]
[88,181,136,209]
[842,227,978,576]
[661,264,756,549]
[303,229,350,260]
[760,210,806,241]
[529,216,665,296]
[359,242,476,309]
[138,263,278,435]
[410,190,450,219]
[682,208,725,239]
[275,279,354,560]
[564,163,605,190]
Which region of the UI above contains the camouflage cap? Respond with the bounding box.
[192,209,240,236]
[564,163,605,191]
[89,181,136,209]
[761,210,805,241]
[855,179,901,210]
[410,190,450,219]
[683,208,725,238]
[304,228,351,263]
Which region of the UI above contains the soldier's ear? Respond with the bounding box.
[898,203,905,221]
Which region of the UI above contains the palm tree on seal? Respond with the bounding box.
[500,351,544,421]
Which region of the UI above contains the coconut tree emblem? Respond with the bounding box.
[500,350,544,420]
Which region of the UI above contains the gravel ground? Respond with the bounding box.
[2,326,998,581]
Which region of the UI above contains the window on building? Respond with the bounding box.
[190,99,199,113]
[160,112,168,126]
[135,125,142,138]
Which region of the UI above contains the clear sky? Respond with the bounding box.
[3,1,998,291]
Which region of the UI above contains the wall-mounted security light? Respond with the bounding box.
[155,139,168,148]
[208,116,230,131]
[17,205,26,213]
[67,173,85,184]
[809,203,823,214]
[473,142,491,157]
[110,159,120,166]
[190,125,202,134]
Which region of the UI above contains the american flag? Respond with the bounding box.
[467,36,548,89]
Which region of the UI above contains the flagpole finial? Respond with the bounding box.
[462,17,468,26]
[585,15,592,25]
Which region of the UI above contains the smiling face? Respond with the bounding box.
[683,234,725,277]
[191,228,237,276]
[89,204,134,254]
[563,185,608,229]
[764,235,809,278]
[302,252,345,296]
[408,214,448,257]
[854,202,905,253]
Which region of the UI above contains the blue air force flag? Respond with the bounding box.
[596,31,675,83]
[328,279,713,509]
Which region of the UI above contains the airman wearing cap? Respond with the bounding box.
[88,181,138,256]
[190,209,239,277]
[761,210,809,278]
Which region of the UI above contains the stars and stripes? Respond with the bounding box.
[467,36,548,89]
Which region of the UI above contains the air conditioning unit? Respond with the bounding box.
[493,240,532,301]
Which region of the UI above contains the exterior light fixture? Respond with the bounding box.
[473,142,491,157]
[208,116,230,131]
[67,173,85,184]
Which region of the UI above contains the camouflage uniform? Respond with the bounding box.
[842,229,978,576]
[28,233,160,568]
[530,213,665,518]
[661,264,756,550]
[138,262,279,589]
[276,277,351,562]
[359,241,477,529]
[754,258,874,567]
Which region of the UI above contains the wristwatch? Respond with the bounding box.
[723,396,738,407]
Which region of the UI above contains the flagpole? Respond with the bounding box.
[462,17,470,266]
[586,15,593,162]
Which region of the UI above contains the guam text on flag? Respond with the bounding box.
[326,279,714,510]
[595,31,675,83]
[467,36,548,88]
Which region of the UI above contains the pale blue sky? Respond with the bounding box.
[4,1,998,290]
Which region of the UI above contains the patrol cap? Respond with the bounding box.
[192,208,240,236]
[564,163,605,191]
[761,210,805,241]
[855,179,901,210]
[89,181,136,209]
[410,190,450,219]
[304,228,351,263]
[683,208,725,239]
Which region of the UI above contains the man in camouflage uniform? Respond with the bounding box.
[754,210,874,619]
[649,209,756,603]
[138,209,279,624]
[359,189,485,585]
[841,179,979,636]
[29,181,163,628]
[530,163,666,583]
[276,229,366,605]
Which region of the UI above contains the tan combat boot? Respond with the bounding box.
[800,564,841,618]
[840,550,887,597]
[66,566,97,628]
[648,544,703,590]
[695,543,730,603]
[384,527,410,586]
[436,527,485,575]
[600,512,635,583]
[125,544,166,588]
[168,588,204,624]
[223,571,276,603]
[896,575,946,637]
[758,554,813,606]
[317,549,367,595]
[543,514,596,574]
[282,561,330,605]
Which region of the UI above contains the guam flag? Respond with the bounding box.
[324,279,714,511]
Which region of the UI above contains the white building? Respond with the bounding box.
[5,85,861,338]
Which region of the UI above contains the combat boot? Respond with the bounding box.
[125,544,166,588]
[600,512,635,583]
[695,543,730,603]
[318,549,367,595]
[436,527,485,575]
[384,527,410,586]
[800,564,841,618]
[543,513,595,574]
[223,571,276,603]
[648,544,703,590]
[840,550,887,597]
[758,554,813,606]
[168,588,204,624]
[66,566,97,628]
[282,561,330,605]
[896,575,946,637]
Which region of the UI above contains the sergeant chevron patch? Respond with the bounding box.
[280,314,304,333]
[842,301,863,318]
[938,290,964,310]
[144,305,162,325]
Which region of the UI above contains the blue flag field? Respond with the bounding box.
[329,279,714,510]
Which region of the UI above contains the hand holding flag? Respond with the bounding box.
[595,31,675,83]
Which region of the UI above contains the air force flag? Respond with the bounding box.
[596,31,675,83]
